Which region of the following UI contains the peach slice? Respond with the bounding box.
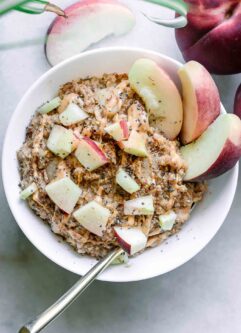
[45,177,82,214]
[116,168,140,194]
[38,97,61,114]
[75,137,108,171]
[73,201,110,236]
[111,252,129,265]
[181,114,241,181]
[20,183,38,200]
[47,125,74,158]
[118,130,148,157]
[104,120,129,141]
[59,103,88,126]
[128,58,183,140]
[113,226,147,255]
[178,61,220,144]
[159,211,177,231]
[124,195,154,215]
[45,0,135,66]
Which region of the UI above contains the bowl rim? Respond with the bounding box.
[2,46,239,282]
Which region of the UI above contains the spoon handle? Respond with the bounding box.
[19,248,124,333]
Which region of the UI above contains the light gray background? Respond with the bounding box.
[1,1,241,332]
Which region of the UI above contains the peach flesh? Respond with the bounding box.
[178,61,220,144]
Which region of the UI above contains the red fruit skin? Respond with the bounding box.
[189,138,241,182]
[175,0,241,74]
[180,62,220,144]
[113,228,131,254]
[44,0,126,65]
[119,120,129,140]
[47,0,123,34]
[82,137,108,162]
[234,84,241,119]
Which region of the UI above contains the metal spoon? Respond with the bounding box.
[19,247,124,333]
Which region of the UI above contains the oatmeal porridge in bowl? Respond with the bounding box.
[2,48,239,281]
[17,71,206,258]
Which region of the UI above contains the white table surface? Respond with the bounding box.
[1,1,241,332]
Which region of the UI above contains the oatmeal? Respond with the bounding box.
[17,73,206,258]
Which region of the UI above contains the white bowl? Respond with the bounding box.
[2,47,238,282]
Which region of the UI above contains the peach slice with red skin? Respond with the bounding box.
[128,58,183,140]
[45,0,135,66]
[113,227,147,255]
[181,114,241,182]
[118,130,148,157]
[75,137,108,171]
[120,120,129,138]
[178,61,220,144]
[104,120,129,141]
[234,83,241,119]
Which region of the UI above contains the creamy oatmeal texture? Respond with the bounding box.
[17,73,206,258]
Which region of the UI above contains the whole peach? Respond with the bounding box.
[175,0,241,74]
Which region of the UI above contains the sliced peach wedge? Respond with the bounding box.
[45,0,135,66]
[113,227,147,255]
[75,137,108,171]
[181,114,241,182]
[104,120,129,141]
[47,125,75,158]
[118,130,148,157]
[128,58,183,140]
[73,201,110,237]
[178,61,220,145]
[45,177,82,214]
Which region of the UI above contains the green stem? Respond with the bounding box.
[0,0,65,16]
[143,0,188,17]
[15,0,47,14]
[0,0,31,15]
